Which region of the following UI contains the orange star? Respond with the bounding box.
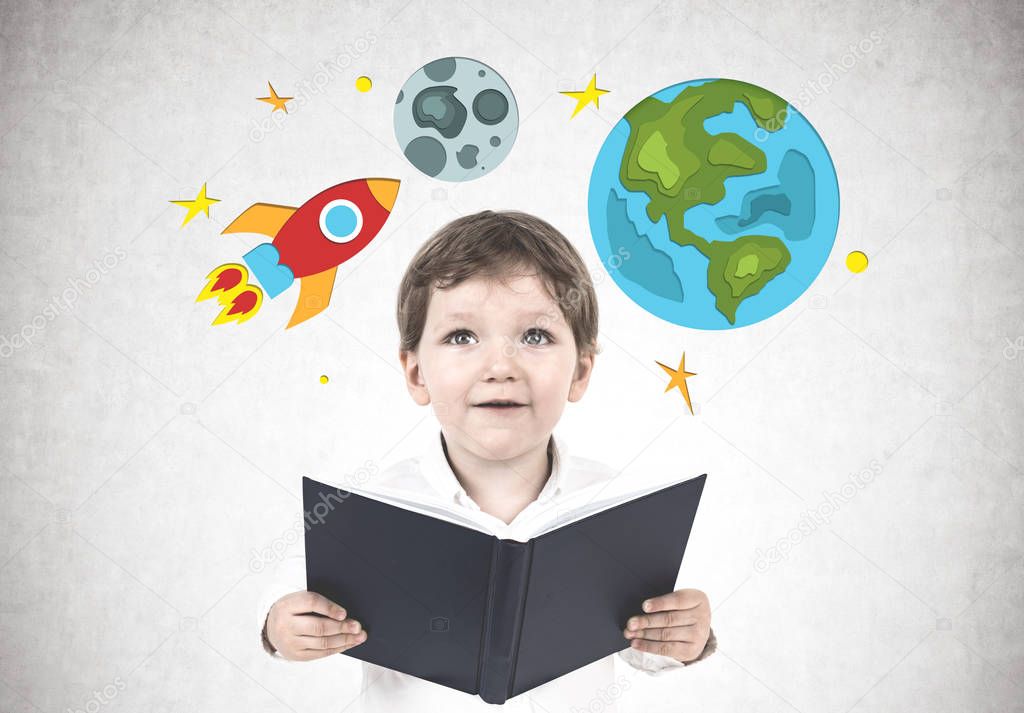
[656,352,697,415]
[257,82,293,113]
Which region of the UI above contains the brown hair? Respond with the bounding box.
[396,210,601,359]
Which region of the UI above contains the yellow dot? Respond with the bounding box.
[846,250,869,273]
[355,76,372,92]
[319,375,329,384]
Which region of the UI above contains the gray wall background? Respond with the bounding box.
[1,0,1022,711]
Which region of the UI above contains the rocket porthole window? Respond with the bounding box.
[319,200,364,244]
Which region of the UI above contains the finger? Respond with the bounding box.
[286,591,348,620]
[641,590,703,615]
[627,638,699,662]
[626,610,699,631]
[623,624,702,643]
[673,589,708,609]
[291,614,362,637]
[290,642,359,661]
[299,630,367,650]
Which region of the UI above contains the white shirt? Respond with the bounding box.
[257,428,705,712]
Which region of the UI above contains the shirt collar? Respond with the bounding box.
[421,429,570,509]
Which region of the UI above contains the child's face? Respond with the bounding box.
[400,272,594,462]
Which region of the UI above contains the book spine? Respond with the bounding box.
[477,538,534,704]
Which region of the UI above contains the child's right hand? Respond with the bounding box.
[264,591,368,661]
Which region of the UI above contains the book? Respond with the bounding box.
[302,471,707,704]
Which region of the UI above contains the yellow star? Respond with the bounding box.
[169,183,220,228]
[560,74,610,119]
[656,352,698,415]
[257,82,293,113]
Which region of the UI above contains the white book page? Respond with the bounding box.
[327,482,493,534]
[524,472,698,538]
[327,472,699,541]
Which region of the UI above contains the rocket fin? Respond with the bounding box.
[287,266,338,328]
[222,203,297,238]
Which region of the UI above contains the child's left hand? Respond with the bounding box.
[622,588,711,663]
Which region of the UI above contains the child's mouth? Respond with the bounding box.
[474,401,527,409]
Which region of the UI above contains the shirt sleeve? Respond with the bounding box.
[616,627,717,674]
[256,551,308,662]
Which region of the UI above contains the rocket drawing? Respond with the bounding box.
[197,178,400,328]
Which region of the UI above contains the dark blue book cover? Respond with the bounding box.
[303,473,706,704]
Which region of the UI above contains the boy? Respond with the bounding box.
[259,210,716,710]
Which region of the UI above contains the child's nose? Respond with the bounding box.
[482,338,524,366]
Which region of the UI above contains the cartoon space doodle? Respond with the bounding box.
[846,250,868,273]
[257,82,293,113]
[196,178,400,328]
[394,56,518,181]
[170,182,220,228]
[196,263,264,325]
[560,74,610,119]
[355,76,373,93]
[587,78,840,330]
[656,352,697,415]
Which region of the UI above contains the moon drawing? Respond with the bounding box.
[394,56,519,182]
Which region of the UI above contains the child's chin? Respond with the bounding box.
[470,426,534,454]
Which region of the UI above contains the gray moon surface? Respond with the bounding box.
[394,56,519,182]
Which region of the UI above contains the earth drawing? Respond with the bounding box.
[587,78,840,329]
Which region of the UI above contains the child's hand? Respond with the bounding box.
[265,591,368,661]
[622,588,711,663]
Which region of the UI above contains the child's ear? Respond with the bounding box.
[567,351,595,403]
[399,349,431,406]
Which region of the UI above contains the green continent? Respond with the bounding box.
[637,131,680,189]
[707,236,791,323]
[619,79,792,323]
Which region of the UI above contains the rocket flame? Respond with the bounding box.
[197,263,263,325]
[212,287,263,325]
[197,263,247,302]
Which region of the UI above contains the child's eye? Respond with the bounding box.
[442,329,552,347]
[443,329,477,346]
[523,328,553,346]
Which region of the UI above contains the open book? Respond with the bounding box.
[303,471,707,704]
